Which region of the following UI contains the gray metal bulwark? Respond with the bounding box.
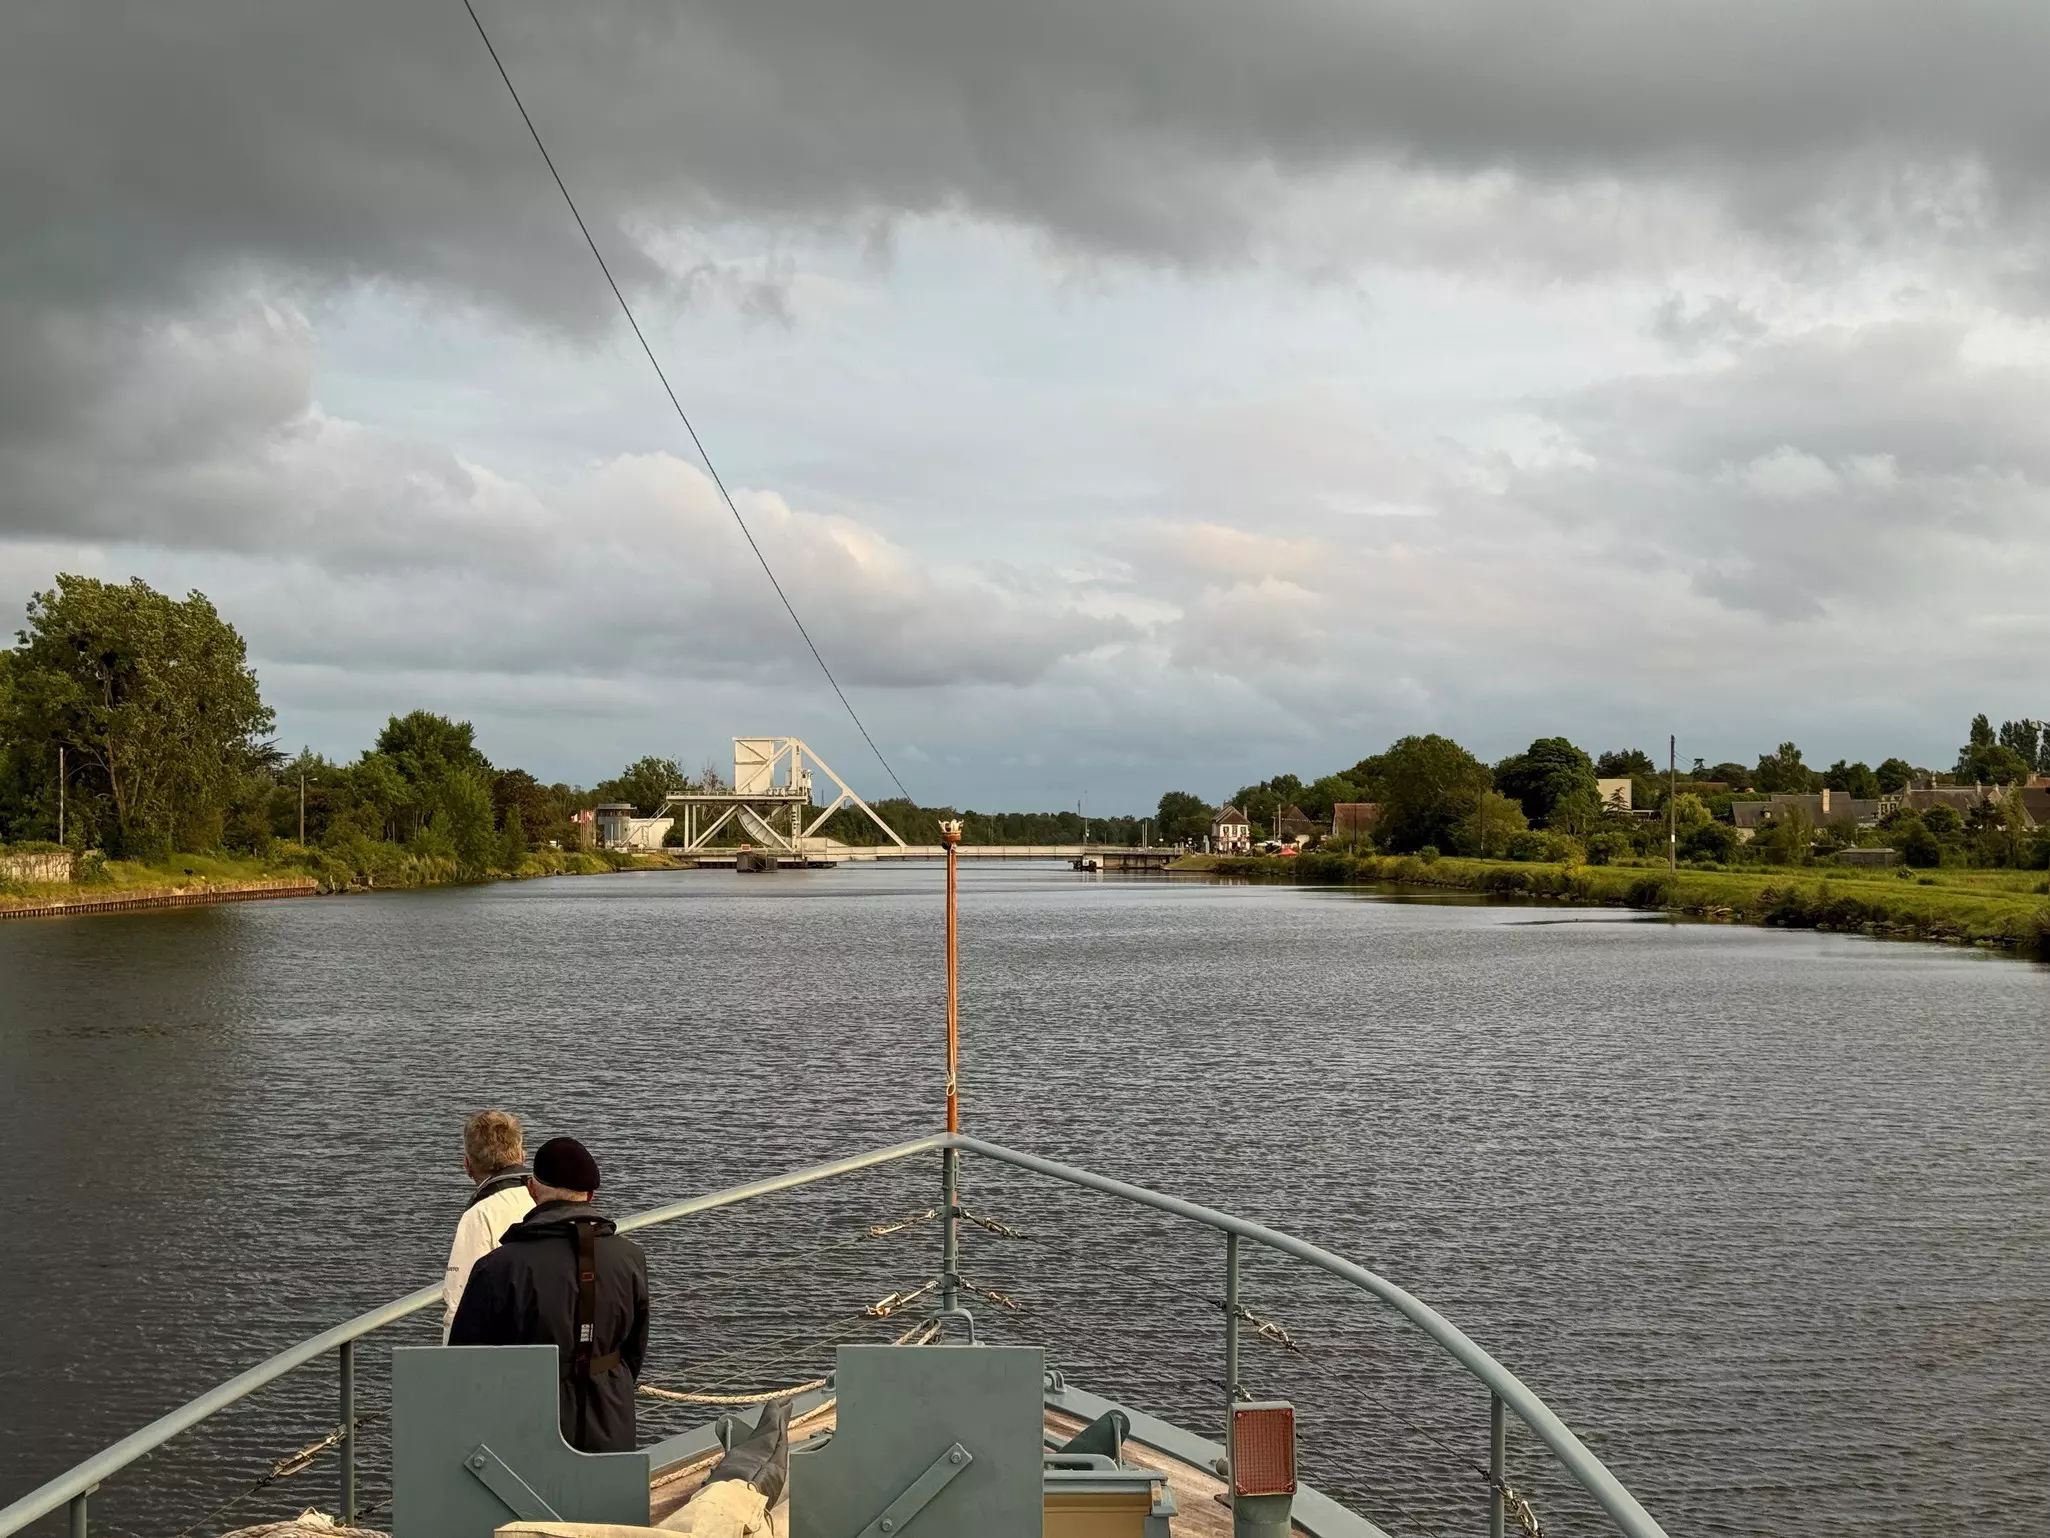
[791,1344,1044,1538]
[390,1346,648,1538]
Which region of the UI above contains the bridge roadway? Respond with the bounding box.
[684,844,1183,870]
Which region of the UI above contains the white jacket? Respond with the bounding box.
[443,1176,535,1341]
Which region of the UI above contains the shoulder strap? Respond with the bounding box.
[565,1219,620,1444]
[572,1223,620,1367]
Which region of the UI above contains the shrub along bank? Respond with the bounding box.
[1207,851,2050,958]
[0,841,652,910]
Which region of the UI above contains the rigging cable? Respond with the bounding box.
[457,0,913,803]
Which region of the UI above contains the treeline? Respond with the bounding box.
[810,803,1145,847]
[0,575,696,880]
[1154,718,2050,871]
[0,575,1147,878]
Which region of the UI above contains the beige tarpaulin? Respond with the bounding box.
[497,1479,772,1536]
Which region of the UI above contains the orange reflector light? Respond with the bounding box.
[1231,1401,1296,1497]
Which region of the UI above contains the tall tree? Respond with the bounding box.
[1823,760,1880,799]
[3,576,273,854]
[1372,735,1493,852]
[1494,737,1598,824]
[1458,791,1528,858]
[1997,718,2043,770]
[1154,790,1213,844]
[1753,741,1820,794]
[1955,724,2032,785]
[376,711,489,788]
[1596,748,1657,778]
[1874,757,1917,794]
[593,756,686,816]
[492,768,561,837]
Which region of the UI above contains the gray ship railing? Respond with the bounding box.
[0,1133,1668,1538]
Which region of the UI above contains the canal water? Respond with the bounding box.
[2,866,2045,1537]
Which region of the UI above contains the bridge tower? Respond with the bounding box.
[658,737,906,858]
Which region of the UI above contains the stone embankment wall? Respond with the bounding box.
[0,877,319,921]
[0,849,73,883]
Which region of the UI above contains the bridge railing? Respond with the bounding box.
[0,1133,1666,1538]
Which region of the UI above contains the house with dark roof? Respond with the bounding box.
[1888,784,2009,818]
[1331,802,1382,845]
[1732,789,1883,838]
[1276,804,1319,845]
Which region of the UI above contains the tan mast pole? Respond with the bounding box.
[942,820,961,1131]
[939,820,962,1318]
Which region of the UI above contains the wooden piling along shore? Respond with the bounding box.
[0,878,320,921]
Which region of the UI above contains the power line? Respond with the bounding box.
[458,0,913,803]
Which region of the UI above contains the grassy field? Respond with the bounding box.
[1178,850,2050,958]
[0,843,671,911]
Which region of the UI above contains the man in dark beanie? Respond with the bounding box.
[448,1136,650,1453]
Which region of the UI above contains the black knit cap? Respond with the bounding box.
[532,1136,601,1194]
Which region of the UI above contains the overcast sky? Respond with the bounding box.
[6,3,2048,810]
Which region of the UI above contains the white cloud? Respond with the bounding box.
[1733,447,1840,500]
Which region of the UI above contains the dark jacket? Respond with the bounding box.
[448,1200,650,1453]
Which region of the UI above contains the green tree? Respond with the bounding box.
[1680,819,1739,863]
[498,804,529,870]
[432,768,498,872]
[1891,813,1941,868]
[492,768,561,837]
[1956,724,2032,785]
[3,576,274,855]
[1823,760,1881,799]
[343,753,410,842]
[1969,796,2031,868]
[1702,761,1752,789]
[1494,737,1598,824]
[1997,718,2044,770]
[1154,790,1213,845]
[1302,773,1364,821]
[1753,741,1820,794]
[1596,748,1657,778]
[1457,790,1528,858]
[1875,757,1916,794]
[1584,829,1631,865]
[594,756,686,816]
[1231,774,1305,837]
[1752,805,1814,865]
[1546,785,1607,839]
[1373,735,1493,852]
[1669,792,1713,829]
[376,710,489,787]
[1920,804,1965,844]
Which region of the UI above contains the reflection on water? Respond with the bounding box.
[3,867,2046,1537]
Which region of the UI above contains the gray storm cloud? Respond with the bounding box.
[5,3,2050,793]
[7,2,2050,323]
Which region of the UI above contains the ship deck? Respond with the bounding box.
[646,1401,1297,1536]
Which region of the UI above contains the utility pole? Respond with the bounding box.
[1669,734,1678,872]
[57,745,65,847]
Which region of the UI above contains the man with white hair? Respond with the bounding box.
[441,1109,534,1342]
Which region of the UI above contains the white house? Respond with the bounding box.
[1211,804,1252,854]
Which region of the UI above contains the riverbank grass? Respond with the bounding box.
[1181,851,2050,956]
[0,843,681,912]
